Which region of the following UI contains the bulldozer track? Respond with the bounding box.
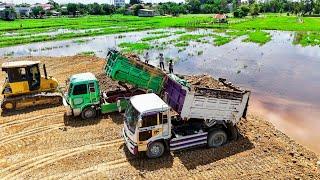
[0,123,64,146]
[0,112,63,129]
[0,138,124,179]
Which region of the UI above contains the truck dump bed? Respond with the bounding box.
[105,50,166,94]
[164,74,250,127]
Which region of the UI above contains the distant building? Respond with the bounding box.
[114,0,125,7]
[15,6,31,17]
[138,9,155,17]
[32,3,53,11]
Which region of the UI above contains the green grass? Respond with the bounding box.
[225,30,249,37]
[141,34,171,41]
[175,41,189,47]
[230,15,320,32]
[213,35,233,46]
[1,14,320,47]
[147,30,169,34]
[178,34,206,41]
[293,32,320,46]
[77,51,95,56]
[118,42,150,53]
[243,31,272,45]
[174,30,186,34]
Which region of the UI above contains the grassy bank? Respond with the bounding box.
[0,14,320,48]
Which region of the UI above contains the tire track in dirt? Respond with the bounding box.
[0,107,65,123]
[0,138,124,179]
[192,153,281,179]
[0,123,64,146]
[0,113,63,129]
[47,158,131,180]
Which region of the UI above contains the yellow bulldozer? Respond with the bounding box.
[1,61,62,111]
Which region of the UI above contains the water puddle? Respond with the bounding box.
[1,28,320,153]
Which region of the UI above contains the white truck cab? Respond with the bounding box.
[123,93,173,158]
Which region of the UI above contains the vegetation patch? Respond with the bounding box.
[147,30,170,34]
[73,39,90,44]
[141,34,171,41]
[243,31,272,45]
[175,41,189,47]
[293,32,320,47]
[178,34,206,41]
[174,31,186,35]
[118,42,151,53]
[77,51,96,56]
[213,35,233,46]
[226,30,249,37]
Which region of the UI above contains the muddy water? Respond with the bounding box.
[0,29,319,153]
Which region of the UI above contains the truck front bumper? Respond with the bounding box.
[122,128,138,155]
[64,106,81,117]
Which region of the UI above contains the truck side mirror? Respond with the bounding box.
[137,120,142,128]
[117,99,121,112]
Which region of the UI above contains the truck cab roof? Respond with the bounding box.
[130,93,169,114]
[69,72,97,84]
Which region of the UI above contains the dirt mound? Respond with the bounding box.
[185,74,240,91]
[0,55,319,179]
[123,53,141,62]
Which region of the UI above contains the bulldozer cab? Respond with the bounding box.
[2,61,41,91]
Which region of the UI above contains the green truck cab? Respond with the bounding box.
[63,72,144,119]
[64,73,101,119]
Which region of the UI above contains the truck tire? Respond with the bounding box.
[81,107,96,120]
[146,142,165,158]
[207,130,227,148]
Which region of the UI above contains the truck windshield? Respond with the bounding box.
[125,103,140,133]
[67,82,73,96]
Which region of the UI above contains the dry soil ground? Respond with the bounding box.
[0,56,319,179]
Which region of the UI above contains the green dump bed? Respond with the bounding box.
[105,50,166,94]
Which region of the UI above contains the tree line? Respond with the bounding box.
[3,0,320,20]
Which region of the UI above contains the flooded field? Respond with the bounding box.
[1,28,320,153]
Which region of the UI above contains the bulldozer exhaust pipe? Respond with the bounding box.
[43,64,48,79]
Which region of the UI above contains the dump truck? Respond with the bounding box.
[64,50,169,119]
[63,72,145,119]
[1,61,62,111]
[122,75,250,158]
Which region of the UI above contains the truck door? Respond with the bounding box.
[72,83,89,108]
[160,112,169,137]
[88,82,98,103]
[139,113,159,144]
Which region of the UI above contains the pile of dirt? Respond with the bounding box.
[185,74,239,91]
[123,53,141,62]
[96,73,123,92]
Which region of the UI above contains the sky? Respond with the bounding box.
[1,0,184,4]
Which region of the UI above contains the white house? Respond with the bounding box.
[114,0,125,7]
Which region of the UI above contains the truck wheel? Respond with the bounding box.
[146,142,165,158]
[208,130,227,148]
[81,107,96,119]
